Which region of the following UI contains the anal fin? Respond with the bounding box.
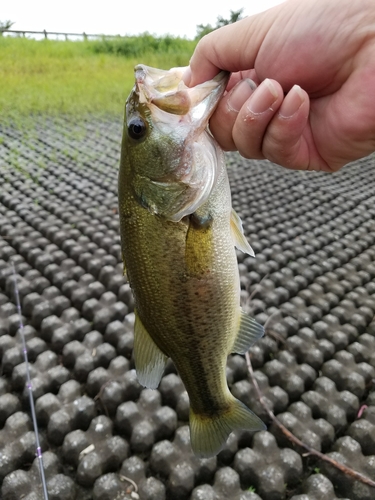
[133,310,168,389]
[230,208,255,257]
[232,309,264,354]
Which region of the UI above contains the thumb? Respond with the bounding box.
[187,9,279,87]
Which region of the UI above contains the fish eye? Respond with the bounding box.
[128,117,147,141]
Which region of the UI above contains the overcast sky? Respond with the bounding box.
[3,0,285,39]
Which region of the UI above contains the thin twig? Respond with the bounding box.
[248,273,269,303]
[94,379,115,417]
[264,311,286,344]
[245,352,375,489]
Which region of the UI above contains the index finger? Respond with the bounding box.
[186,10,277,87]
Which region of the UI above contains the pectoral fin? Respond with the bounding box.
[232,309,264,354]
[133,310,168,389]
[230,208,255,257]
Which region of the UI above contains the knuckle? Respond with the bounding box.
[263,133,300,167]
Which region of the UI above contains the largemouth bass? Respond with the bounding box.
[118,65,266,457]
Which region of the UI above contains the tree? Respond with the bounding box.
[195,9,244,40]
[217,9,244,27]
[0,20,14,35]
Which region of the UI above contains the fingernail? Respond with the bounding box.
[279,84,305,118]
[227,79,257,112]
[182,67,192,86]
[246,78,278,114]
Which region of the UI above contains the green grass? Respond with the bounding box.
[0,35,196,120]
[91,33,196,58]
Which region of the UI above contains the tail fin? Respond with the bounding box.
[189,397,266,458]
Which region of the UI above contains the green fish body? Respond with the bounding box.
[119,65,265,457]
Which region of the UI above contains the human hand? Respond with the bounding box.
[185,0,375,172]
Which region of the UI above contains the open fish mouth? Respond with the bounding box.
[134,65,229,120]
[125,65,229,222]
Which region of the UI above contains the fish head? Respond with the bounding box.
[122,64,229,221]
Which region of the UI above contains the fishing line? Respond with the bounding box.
[11,264,49,500]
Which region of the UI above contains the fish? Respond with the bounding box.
[118,64,266,457]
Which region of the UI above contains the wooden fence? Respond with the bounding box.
[1,29,120,40]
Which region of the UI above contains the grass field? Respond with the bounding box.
[0,35,196,120]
